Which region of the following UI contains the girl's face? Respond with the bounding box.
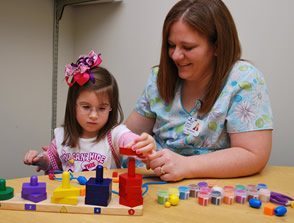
[75,90,112,138]
[168,20,216,84]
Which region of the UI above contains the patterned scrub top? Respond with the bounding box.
[135,60,273,155]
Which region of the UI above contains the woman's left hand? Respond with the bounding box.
[148,149,188,181]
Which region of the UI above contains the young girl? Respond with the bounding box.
[24,50,155,172]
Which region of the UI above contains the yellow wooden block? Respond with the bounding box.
[51,171,80,198]
[52,186,80,198]
[51,195,78,205]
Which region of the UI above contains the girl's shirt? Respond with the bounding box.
[135,60,273,155]
[46,124,137,172]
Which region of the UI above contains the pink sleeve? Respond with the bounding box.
[118,132,139,147]
[42,139,62,171]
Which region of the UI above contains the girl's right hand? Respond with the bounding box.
[127,132,156,156]
[23,150,49,172]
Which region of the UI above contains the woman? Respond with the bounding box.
[126,0,273,181]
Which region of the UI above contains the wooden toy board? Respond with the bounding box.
[0,192,143,216]
[0,168,145,216]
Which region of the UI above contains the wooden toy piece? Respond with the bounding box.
[119,147,137,156]
[164,201,171,208]
[85,165,112,207]
[248,198,262,209]
[0,178,14,200]
[169,194,179,206]
[80,187,86,196]
[51,171,80,205]
[0,173,143,215]
[264,203,276,216]
[274,205,287,216]
[119,157,143,207]
[21,175,47,203]
[112,171,119,183]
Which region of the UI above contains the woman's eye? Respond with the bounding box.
[183,46,193,51]
[168,45,175,49]
[82,105,91,110]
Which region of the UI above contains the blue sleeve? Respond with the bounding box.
[135,67,159,119]
[226,63,273,133]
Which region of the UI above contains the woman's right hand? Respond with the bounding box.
[23,150,49,172]
[148,148,189,181]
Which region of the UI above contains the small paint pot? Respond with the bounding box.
[235,184,246,190]
[258,188,271,202]
[235,190,247,204]
[178,186,190,200]
[188,184,199,198]
[224,185,235,193]
[198,191,210,206]
[246,184,257,191]
[257,183,268,190]
[198,181,208,188]
[211,191,222,205]
[157,190,169,205]
[223,191,234,205]
[247,189,259,201]
[199,186,211,194]
[168,187,179,197]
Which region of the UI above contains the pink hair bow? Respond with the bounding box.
[65,50,102,87]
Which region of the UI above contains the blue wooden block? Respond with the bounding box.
[85,165,112,207]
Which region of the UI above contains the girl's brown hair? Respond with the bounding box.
[158,0,241,114]
[62,67,123,147]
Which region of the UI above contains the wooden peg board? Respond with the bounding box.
[0,192,143,216]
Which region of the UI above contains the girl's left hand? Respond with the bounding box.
[148,149,188,182]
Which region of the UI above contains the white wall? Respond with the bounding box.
[0,0,293,179]
[0,0,53,179]
[223,1,294,165]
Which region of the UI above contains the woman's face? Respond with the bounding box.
[168,20,216,83]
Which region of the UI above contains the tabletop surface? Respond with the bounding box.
[0,165,293,223]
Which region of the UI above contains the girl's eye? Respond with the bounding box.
[82,105,91,110]
[98,107,106,112]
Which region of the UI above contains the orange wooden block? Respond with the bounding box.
[264,203,276,216]
[80,187,86,196]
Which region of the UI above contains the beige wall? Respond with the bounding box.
[0,0,293,179]
[0,0,53,179]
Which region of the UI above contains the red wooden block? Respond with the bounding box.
[119,173,142,187]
